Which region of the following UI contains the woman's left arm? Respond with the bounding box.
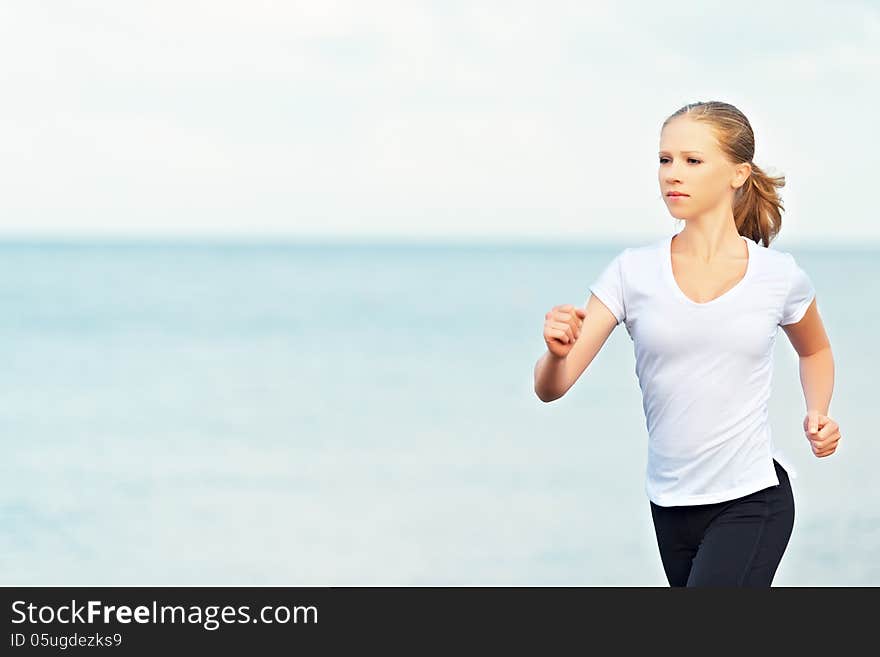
[781,298,840,458]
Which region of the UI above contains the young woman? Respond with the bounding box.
[533,101,840,587]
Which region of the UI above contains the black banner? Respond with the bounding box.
[2,586,874,653]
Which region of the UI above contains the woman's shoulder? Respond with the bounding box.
[752,239,800,271]
[615,236,668,263]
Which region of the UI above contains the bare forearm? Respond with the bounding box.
[534,351,570,402]
[799,345,834,414]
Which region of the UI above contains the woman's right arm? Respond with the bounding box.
[534,293,620,402]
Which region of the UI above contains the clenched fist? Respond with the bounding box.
[803,410,842,458]
[543,304,587,359]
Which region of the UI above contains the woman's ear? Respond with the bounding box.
[732,162,752,190]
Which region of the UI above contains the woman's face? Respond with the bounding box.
[658,116,747,220]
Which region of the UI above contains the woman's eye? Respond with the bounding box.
[659,157,701,164]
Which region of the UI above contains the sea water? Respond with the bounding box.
[1,237,876,585]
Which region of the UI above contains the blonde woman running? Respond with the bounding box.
[534,101,840,587]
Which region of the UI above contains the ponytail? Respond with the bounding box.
[734,162,786,247]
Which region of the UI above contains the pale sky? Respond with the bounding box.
[1,0,877,245]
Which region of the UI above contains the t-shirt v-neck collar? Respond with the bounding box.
[664,233,753,307]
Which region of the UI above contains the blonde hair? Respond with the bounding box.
[663,101,785,247]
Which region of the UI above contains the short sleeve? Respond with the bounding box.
[780,254,815,326]
[588,250,626,325]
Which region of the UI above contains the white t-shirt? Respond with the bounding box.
[588,233,816,507]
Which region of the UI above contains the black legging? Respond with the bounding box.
[649,458,795,587]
